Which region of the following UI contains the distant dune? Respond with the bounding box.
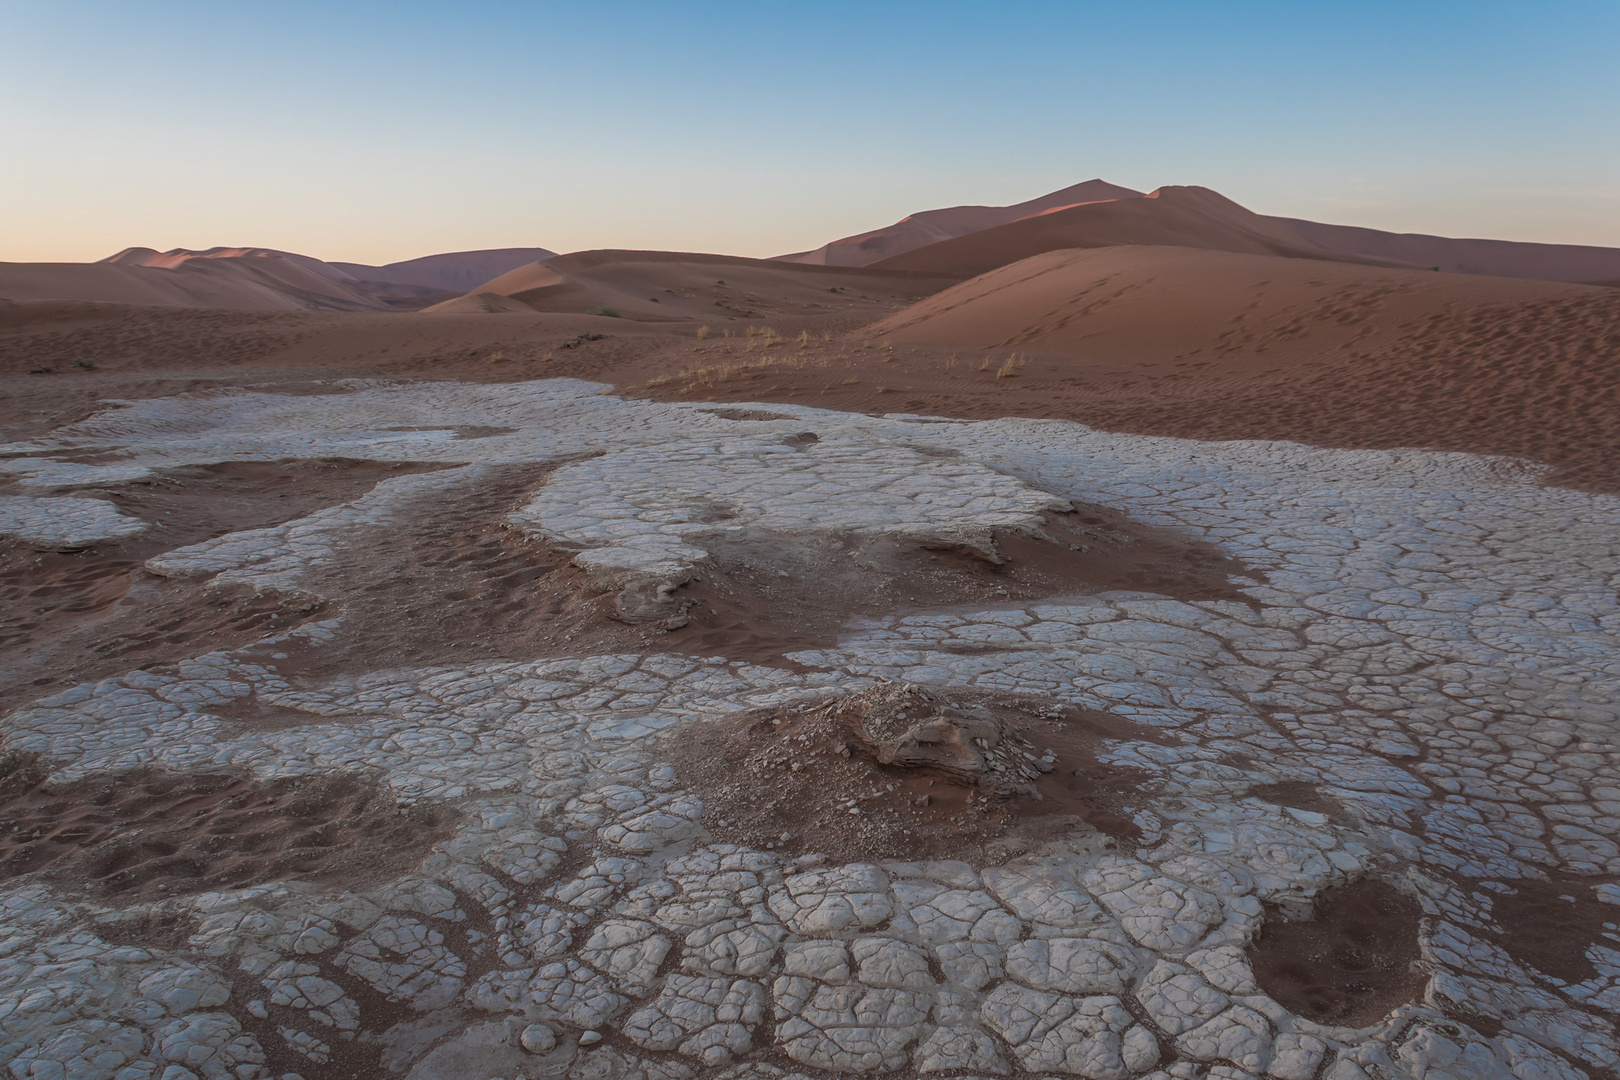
[777,179,1145,267]
[0,246,557,311]
[0,252,397,311]
[869,186,1620,284]
[11,178,1620,318]
[331,248,558,293]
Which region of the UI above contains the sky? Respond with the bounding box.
[3,0,1618,265]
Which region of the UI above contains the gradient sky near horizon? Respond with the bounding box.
[4,0,1618,265]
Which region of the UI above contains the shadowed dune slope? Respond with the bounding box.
[778,179,1145,267]
[872,186,1620,285]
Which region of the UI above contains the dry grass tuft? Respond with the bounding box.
[641,351,827,394]
[696,325,710,340]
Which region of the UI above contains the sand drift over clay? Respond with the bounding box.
[508,434,1070,621]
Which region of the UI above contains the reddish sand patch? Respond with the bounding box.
[0,755,456,902]
[1248,878,1426,1026]
[239,462,1251,684]
[1488,876,1620,984]
[0,459,440,714]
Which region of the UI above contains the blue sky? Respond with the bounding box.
[3,0,1617,263]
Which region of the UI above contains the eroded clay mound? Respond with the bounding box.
[0,756,457,902]
[668,683,1156,863]
[832,682,1048,795]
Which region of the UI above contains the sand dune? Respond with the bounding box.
[869,187,1402,277]
[870,244,1588,357]
[331,247,557,292]
[1,246,557,312]
[0,255,399,312]
[104,245,558,293]
[871,186,1620,284]
[443,249,960,321]
[778,179,1144,267]
[1264,216,1620,282]
[593,244,1620,491]
[420,291,540,315]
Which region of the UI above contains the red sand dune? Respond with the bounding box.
[0,247,558,312]
[330,248,558,292]
[869,244,1593,358]
[434,249,959,321]
[0,254,396,311]
[601,244,1620,492]
[871,186,1620,284]
[777,179,1145,267]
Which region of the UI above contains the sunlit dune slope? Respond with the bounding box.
[871,244,1592,360]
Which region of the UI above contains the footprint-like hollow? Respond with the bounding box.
[1247,877,1426,1026]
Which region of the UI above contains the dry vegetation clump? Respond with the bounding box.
[641,350,834,393]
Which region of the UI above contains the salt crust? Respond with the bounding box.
[0,494,147,550]
[0,378,1614,1078]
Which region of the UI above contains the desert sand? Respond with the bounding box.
[1,183,1618,1080]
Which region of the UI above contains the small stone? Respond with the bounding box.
[578,1029,603,1045]
[519,1023,557,1053]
